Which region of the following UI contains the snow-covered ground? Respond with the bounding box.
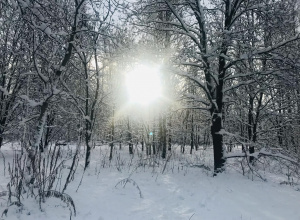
[0,143,299,220]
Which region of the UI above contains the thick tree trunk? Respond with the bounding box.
[212,41,226,173]
[84,132,91,169]
[211,113,225,174]
[42,113,54,151]
[34,101,49,152]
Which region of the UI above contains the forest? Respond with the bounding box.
[0,0,300,219]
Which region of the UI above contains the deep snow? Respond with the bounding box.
[0,143,299,220]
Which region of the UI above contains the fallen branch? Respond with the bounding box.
[224,148,299,166]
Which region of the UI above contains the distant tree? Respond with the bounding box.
[0,1,26,148]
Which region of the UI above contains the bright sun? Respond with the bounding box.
[126,64,162,105]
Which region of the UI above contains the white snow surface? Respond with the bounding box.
[0,143,299,220]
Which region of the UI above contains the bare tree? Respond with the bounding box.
[136,0,300,173]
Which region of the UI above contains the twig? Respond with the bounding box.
[76,170,85,192]
[162,153,172,174]
[189,213,195,220]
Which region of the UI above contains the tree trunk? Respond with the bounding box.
[84,132,91,169]
[211,112,225,174]
[168,114,172,151]
[152,127,156,155]
[190,113,194,154]
[109,107,115,161]
[129,142,133,155]
[0,136,3,149]
[161,115,167,159]
[248,96,254,163]
[128,118,133,155]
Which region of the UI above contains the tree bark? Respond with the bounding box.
[211,112,225,174]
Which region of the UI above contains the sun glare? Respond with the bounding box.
[126,64,162,105]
